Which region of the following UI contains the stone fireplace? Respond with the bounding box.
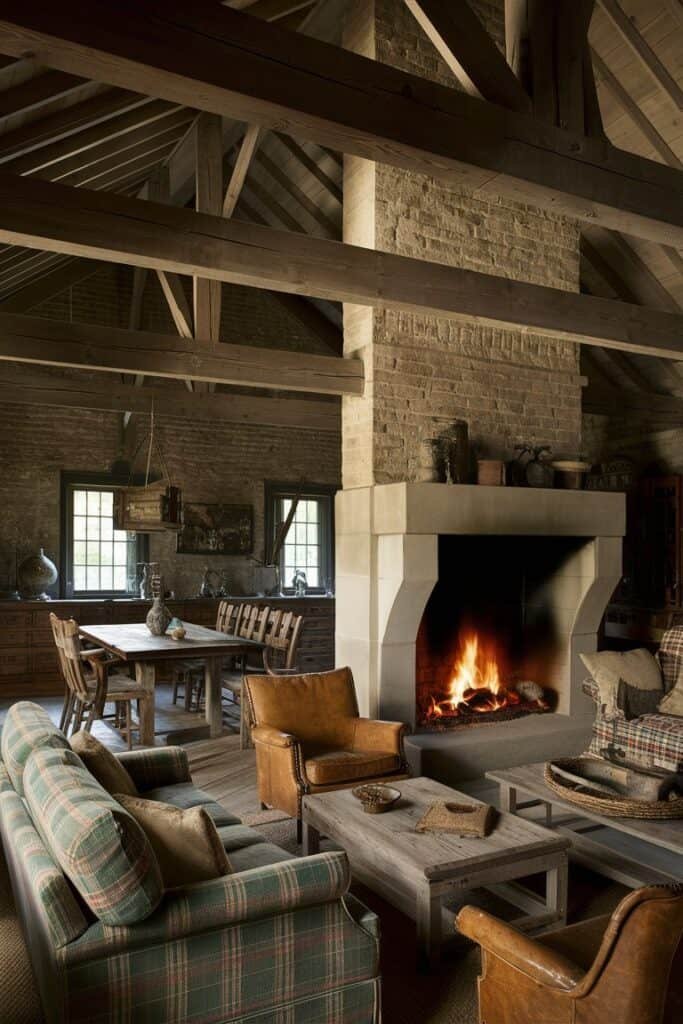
[336,0,627,779]
[335,483,625,778]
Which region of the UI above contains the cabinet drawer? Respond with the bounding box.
[31,649,60,675]
[0,649,31,675]
[30,628,54,648]
[0,627,30,648]
[0,610,32,629]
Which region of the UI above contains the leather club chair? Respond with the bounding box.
[244,666,410,838]
[456,884,683,1024]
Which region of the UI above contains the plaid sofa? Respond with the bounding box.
[583,627,683,774]
[0,702,380,1023]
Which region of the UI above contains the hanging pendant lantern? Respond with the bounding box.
[114,406,183,532]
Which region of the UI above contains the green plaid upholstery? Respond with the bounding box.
[64,851,351,961]
[24,745,163,925]
[62,860,378,1019]
[234,981,380,1023]
[0,785,88,948]
[1,700,69,796]
[116,746,191,792]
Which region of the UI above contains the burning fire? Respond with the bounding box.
[425,631,524,721]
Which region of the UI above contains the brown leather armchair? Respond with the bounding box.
[244,667,410,835]
[456,885,683,1024]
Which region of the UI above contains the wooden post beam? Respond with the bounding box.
[0,311,364,396]
[402,0,532,111]
[0,364,340,429]
[0,2,680,245]
[0,172,681,360]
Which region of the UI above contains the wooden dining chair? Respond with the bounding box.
[50,613,151,749]
[172,601,248,712]
[223,609,303,749]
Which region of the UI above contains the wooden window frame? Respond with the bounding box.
[60,470,149,599]
[264,481,336,595]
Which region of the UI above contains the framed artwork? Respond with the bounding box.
[176,503,253,555]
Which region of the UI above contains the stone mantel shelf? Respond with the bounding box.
[345,482,626,538]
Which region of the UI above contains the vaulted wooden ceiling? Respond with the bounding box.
[0,0,680,431]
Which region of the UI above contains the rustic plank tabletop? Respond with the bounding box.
[79,621,264,746]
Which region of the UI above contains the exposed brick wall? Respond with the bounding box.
[0,266,340,596]
[342,0,584,488]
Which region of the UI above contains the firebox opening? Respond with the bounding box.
[416,535,591,730]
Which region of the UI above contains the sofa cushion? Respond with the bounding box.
[216,823,268,852]
[142,782,241,827]
[70,730,138,797]
[588,712,683,774]
[227,841,293,873]
[23,746,163,925]
[580,649,662,720]
[305,749,401,786]
[1,701,69,797]
[117,794,232,889]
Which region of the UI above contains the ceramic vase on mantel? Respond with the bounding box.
[146,590,172,636]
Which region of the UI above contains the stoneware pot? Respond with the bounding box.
[17,548,58,600]
[146,595,172,636]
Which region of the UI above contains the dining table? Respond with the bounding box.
[78,621,265,746]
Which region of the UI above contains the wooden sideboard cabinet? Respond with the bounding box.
[0,596,335,698]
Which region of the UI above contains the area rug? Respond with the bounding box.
[0,850,43,1024]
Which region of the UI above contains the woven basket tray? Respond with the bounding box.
[544,759,683,820]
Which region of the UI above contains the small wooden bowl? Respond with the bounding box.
[352,784,401,814]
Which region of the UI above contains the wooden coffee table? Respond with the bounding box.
[302,776,569,969]
[487,763,683,887]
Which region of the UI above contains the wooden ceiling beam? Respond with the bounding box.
[0,257,103,312]
[254,147,338,236]
[194,113,223,351]
[274,132,342,204]
[402,0,532,111]
[239,0,315,20]
[0,3,680,245]
[591,49,683,170]
[0,311,363,395]
[31,108,195,182]
[222,124,261,218]
[596,0,683,111]
[0,88,152,164]
[0,364,339,429]
[0,68,85,118]
[0,172,682,360]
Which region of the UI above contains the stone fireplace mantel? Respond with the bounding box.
[336,483,626,729]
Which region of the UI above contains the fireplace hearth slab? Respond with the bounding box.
[405,713,594,786]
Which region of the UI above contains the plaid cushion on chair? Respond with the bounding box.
[23,746,163,925]
[658,626,683,693]
[0,701,69,796]
[588,712,683,773]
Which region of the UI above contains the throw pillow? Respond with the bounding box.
[24,746,162,925]
[580,648,663,720]
[658,676,683,718]
[70,730,138,797]
[116,794,232,889]
[616,679,663,721]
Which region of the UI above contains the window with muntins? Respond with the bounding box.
[62,476,146,598]
[266,483,335,594]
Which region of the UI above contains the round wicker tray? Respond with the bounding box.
[544,759,683,820]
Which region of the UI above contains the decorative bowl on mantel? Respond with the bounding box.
[352,784,401,814]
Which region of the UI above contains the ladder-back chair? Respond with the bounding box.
[50,613,150,749]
